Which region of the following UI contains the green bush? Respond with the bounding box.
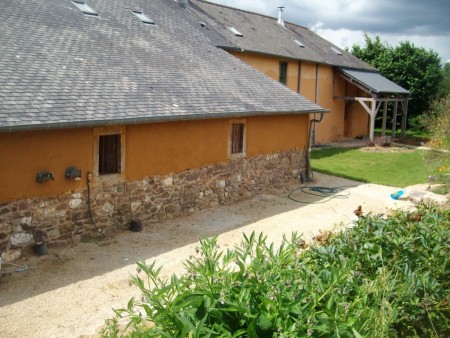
[102,206,449,337]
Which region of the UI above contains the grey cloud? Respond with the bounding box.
[209,0,449,36]
[207,0,450,62]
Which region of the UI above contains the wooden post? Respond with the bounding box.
[392,101,398,137]
[356,97,380,143]
[382,100,388,137]
[401,98,408,137]
[369,100,376,142]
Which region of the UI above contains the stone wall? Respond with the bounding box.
[0,149,305,263]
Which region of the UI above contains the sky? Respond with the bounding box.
[207,0,450,64]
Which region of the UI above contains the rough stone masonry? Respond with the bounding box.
[0,150,305,263]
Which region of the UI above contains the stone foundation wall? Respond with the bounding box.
[0,149,305,263]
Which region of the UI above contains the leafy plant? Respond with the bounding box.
[102,206,450,337]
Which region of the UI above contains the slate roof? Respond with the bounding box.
[189,0,375,70]
[0,0,325,132]
[339,68,410,95]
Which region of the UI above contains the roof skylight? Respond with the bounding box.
[130,9,154,24]
[72,1,98,16]
[331,47,343,55]
[294,39,305,48]
[227,26,243,37]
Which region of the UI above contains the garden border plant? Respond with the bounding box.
[102,205,449,337]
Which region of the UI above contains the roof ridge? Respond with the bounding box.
[193,0,309,30]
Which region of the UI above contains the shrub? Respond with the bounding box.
[102,206,450,337]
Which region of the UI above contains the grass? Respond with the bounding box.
[374,127,430,140]
[311,147,429,187]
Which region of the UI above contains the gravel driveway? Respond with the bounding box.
[0,173,414,337]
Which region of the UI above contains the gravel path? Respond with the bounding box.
[0,173,413,337]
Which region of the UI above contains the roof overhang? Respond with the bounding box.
[0,108,329,133]
[338,68,409,97]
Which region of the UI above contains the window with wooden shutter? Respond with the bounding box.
[98,134,121,175]
[279,61,288,85]
[230,122,245,155]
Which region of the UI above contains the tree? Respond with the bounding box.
[438,62,450,98]
[351,34,443,119]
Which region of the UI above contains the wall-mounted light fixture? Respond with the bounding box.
[65,167,82,180]
[36,171,54,183]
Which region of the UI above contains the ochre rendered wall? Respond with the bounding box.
[299,61,317,102]
[344,84,369,138]
[0,128,93,202]
[230,51,300,93]
[314,66,346,143]
[0,115,308,203]
[246,115,308,156]
[127,115,308,179]
[228,51,368,143]
[126,119,228,180]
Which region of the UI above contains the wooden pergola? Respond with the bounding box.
[336,68,409,142]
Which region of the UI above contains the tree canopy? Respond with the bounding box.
[438,62,450,98]
[351,34,443,118]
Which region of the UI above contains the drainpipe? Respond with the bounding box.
[305,112,324,181]
[313,64,319,145]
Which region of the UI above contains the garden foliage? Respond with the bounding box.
[102,205,449,337]
[420,94,450,192]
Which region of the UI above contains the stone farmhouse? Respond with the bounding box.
[0,0,326,262]
[188,0,409,144]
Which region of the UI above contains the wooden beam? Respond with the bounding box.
[338,96,405,102]
[356,97,374,115]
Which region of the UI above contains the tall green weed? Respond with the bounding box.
[420,95,450,193]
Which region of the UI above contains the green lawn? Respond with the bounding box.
[374,128,430,139]
[311,147,429,187]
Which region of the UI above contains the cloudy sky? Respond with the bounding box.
[207,0,450,64]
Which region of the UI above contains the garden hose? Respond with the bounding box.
[288,184,353,204]
[87,171,106,237]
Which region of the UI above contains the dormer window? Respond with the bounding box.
[130,9,154,24]
[294,39,305,48]
[72,1,98,16]
[227,26,243,37]
[331,47,343,55]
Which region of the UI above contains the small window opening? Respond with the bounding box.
[99,134,121,175]
[230,123,245,155]
[294,39,305,48]
[331,47,343,55]
[131,9,154,24]
[72,1,98,16]
[227,26,243,37]
[279,61,288,85]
